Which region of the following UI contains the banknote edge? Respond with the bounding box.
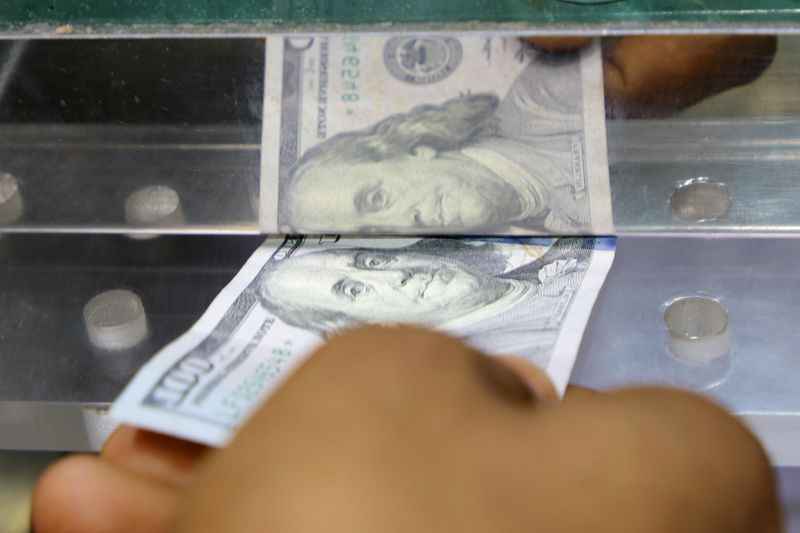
[259,36,283,233]
[581,40,614,235]
[545,243,616,396]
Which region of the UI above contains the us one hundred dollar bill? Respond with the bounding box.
[260,34,612,235]
[111,236,616,446]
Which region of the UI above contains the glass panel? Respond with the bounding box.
[0,39,264,234]
[0,234,263,403]
[2,35,799,234]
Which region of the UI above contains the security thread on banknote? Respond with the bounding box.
[111,236,616,446]
[260,34,611,236]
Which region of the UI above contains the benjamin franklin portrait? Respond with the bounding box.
[255,238,593,366]
[279,49,591,234]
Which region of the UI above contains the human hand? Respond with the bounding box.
[33,326,780,532]
[526,35,777,118]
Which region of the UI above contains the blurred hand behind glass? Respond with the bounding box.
[526,35,777,118]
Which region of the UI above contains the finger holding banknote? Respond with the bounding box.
[34,327,779,533]
[32,428,209,533]
[32,331,555,533]
[178,327,778,533]
[524,35,777,117]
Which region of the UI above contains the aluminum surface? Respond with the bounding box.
[0,125,261,234]
[572,236,800,465]
[607,118,800,232]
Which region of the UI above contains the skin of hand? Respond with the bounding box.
[526,35,778,117]
[32,326,780,533]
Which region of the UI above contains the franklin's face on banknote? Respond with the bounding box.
[280,95,555,233]
[256,243,515,333]
[285,136,527,231]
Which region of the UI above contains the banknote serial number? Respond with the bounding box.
[219,343,293,418]
[341,36,361,106]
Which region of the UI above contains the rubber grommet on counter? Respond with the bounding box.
[83,289,148,351]
[664,296,731,364]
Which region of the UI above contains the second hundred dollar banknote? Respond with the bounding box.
[260,34,612,235]
[111,236,615,446]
